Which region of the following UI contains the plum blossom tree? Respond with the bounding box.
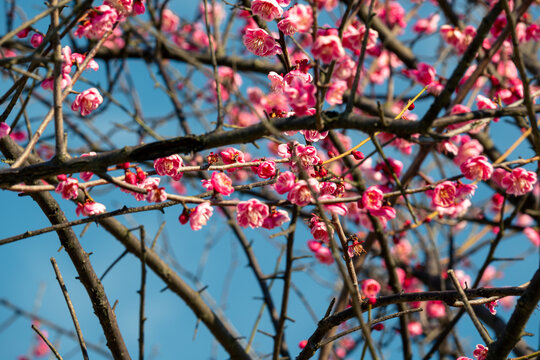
[0,0,539,360]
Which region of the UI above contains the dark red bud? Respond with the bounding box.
[57,174,67,182]
[178,211,190,225]
[125,172,137,185]
[136,167,146,182]
[408,102,415,110]
[372,323,384,331]
[352,150,364,161]
[117,162,130,170]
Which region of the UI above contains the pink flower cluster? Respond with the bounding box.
[154,155,184,181]
[55,174,79,200]
[71,88,103,116]
[440,25,477,54]
[202,172,235,196]
[236,198,270,228]
[493,167,537,196]
[307,240,333,265]
[76,201,106,216]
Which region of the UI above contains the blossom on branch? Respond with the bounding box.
[71,88,103,116]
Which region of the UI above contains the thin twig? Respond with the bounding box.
[138,227,147,360]
[50,258,89,360]
[32,323,64,360]
[448,269,493,345]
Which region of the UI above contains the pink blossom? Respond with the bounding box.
[314,245,334,265]
[133,177,159,201]
[456,183,477,202]
[199,1,225,25]
[485,299,499,315]
[243,28,282,57]
[407,321,423,337]
[524,227,540,247]
[310,221,332,243]
[236,199,269,228]
[375,157,403,181]
[319,181,337,196]
[361,279,381,299]
[262,208,290,229]
[202,178,213,192]
[315,0,337,11]
[460,155,493,181]
[454,138,483,166]
[333,57,356,81]
[251,0,283,21]
[369,206,396,228]
[473,344,488,360]
[80,152,96,181]
[307,239,321,252]
[268,72,287,93]
[491,168,508,187]
[154,154,184,181]
[403,62,436,87]
[325,80,347,106]
[190,202,214,231]
[257,160,276,178]
[457,357,473,360]
[281,4,312,34]
[426,300,446,318]
[311,28,345,64]
[42,71,72,91]
[75,5,119,40]
[146,185,167,202]
[71,52,99,72]
[30,33,43,48]
[287,178,320,206]
[284,77,316,116]
[220,147,245,172]
[283,64,313,85]
[500,168,537,196]
[55,176,79,200]
[378,2,406,28]
[274,171,296,194]
[412,13,440,34]
[76,201,106,216]
[0,122,10,138]
[476,94,497,110]
[293,144,321,175]
[362,186,384,211]
[71,88,103,116]
[301,130,329,142]
[320,194,348,215]
[391,238,413,264]
[277,141,295,159]
[342,20,378,52]
[211,172,234,196]
[160,8,179,33]
[432,181,456,208]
